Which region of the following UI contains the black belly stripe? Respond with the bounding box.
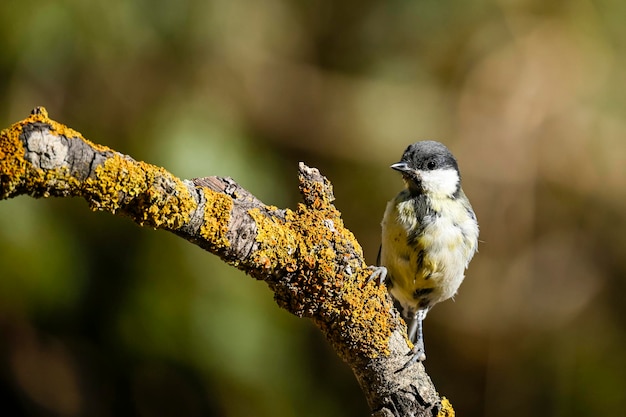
[416,249,425,269]
[413,287,434,299]
[418,298,431,309]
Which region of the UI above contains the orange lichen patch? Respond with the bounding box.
[295,204,393,358]
[438,398,455,417]
[248,198,395,359]
[200,187,232,249]
[305,181,335,209]
[336,272,393,358]
[83,154,195,229]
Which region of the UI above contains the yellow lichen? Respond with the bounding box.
[2,106,397,362]
[0,115,28,198]
[248,207,299,271]
[247,198,394,359]
[83,154,195,229]
[1,107,115,200]
[146,178,196,229]
[84,155,151,212]
[438,398,455,417]
[28,106,111,153]
[199,187,232,249]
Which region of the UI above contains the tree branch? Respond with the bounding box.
[0,107,454,417]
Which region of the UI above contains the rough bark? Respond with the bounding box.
[0,107,455,417]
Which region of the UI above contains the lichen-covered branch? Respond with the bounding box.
[0,107,454,417]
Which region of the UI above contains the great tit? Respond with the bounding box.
[374,141,479,365]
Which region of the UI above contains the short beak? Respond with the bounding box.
[390,162,412,174]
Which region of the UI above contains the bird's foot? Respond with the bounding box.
[396,309,428,372]
[366,265,387,285]
[396,341,427,373]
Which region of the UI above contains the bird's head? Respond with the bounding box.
[392,141,461,198]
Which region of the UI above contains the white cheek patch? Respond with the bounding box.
[419,168,459,196]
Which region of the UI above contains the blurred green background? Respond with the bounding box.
[1,0,626,416]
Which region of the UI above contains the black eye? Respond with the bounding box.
[426,160,437,170]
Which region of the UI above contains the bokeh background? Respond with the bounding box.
[1,0,625,416]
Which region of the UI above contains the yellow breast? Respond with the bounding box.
[380,191,478,317]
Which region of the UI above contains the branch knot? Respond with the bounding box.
[298,162,335,209]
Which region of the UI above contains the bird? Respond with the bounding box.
[372,140,479,366]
